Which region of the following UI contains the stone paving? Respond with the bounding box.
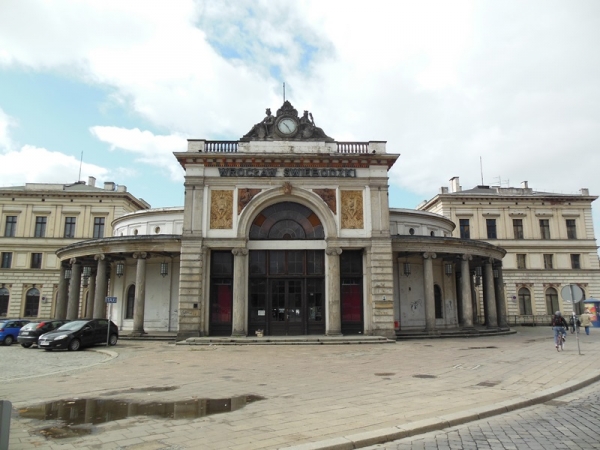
[364,381,600,449]
[1,327,599,449]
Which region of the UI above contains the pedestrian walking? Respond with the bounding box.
[580,310,593,335]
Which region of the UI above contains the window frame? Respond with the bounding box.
[486,219,497,239]
[543,254,553,269]
[30,253,43,269]
[513,219,524,239]
[571,254,581,269]
[1,252,12,269]
[64,216,76,238]
[93,217,106,239]
[4,215,17,237]
[566,219,577,239]
[34,216,47,238]
[539,219,551,240]
[516,254,527,269]
[459,219,470,239]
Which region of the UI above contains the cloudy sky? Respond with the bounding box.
[1,1,599,233]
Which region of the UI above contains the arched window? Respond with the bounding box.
[249,202,324,240]
[0,287,9,317]
[24,288,40,317]
[126,285,135,319]
[518,287,532,315]
[545,287,559,314]
[434,284,443,319]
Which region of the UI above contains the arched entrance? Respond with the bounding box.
[246,202,325,336]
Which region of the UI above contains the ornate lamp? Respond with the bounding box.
[116,262,124,278]
[160,261,169,277]
[444,263,453,277]
[403,261,411,276]
[64,268,72,280]
[82,266,91,277]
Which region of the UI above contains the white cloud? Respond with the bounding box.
[0,107,16,152]
[89,126,186,182]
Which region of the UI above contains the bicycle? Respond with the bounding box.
[555,326,566,351]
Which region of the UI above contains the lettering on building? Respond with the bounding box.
[218,168,356,178]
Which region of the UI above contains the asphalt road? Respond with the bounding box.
[364,381,600,450]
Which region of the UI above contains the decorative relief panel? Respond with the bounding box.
[341,190,364,229]
[313,188,336,214]
[210,190,233,229]
[238,188,261,214]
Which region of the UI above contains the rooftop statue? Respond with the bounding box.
[241,101,334,142]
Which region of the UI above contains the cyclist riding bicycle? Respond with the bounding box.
[551,311,568,351]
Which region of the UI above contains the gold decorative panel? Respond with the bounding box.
[341,190,363,229]
[210,190,233,229]
[238,188,261,214]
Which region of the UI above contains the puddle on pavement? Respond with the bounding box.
[413,374,437,379]
[18,394,264,439]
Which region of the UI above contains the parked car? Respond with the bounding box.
[37,319,118,351]
[17,320,70,348]
[0,319,30,346]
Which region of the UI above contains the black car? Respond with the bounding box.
[17,320,70,348]
[37,319,119,351]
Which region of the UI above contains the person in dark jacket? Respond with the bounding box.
[552,311,568,350]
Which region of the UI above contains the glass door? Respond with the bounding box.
[269,279,304,335]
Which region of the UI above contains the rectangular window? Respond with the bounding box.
[571,254,581,269]
[517,254,526,269]
[93,217,105,238]
[34,216,47,238]
[1,252,12,269]
[64,217,76,238]
[4,216,16,237]
[486,219,497,239]
[513,219,524,239]
[30,253,42,269]
[539,219,551,240]
[566,219,577,239]
[543,254,553,269]
[459,219,470,239]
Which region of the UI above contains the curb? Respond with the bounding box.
[282,372,600,450]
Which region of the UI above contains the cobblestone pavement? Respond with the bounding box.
[365,381,600,450]
[1,327,600,449]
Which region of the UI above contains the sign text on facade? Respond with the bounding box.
[218,168,357,178]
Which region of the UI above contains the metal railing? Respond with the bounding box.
[506,315,553,326]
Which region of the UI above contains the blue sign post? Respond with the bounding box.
[105,297,117,346]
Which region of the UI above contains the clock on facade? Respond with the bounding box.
[276,117,298,136]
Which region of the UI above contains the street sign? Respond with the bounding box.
[561,284,584,303]
[105,296,117,304]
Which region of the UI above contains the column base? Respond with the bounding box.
[326,331,343,336]
[129,330,146,337]
[231,332,247,337]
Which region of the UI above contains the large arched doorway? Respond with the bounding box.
[24,288,40,317]
[244,202,326,336]
[0,287,9,317]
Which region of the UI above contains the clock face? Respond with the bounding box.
[277,118,297,135]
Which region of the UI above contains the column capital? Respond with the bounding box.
[326,247,342,256]
[461,254,473,261]
[94,253,106,261]
[133,252,148,259]
[69,258,80,265]
[232,248,249,256]
[423,252,437,259]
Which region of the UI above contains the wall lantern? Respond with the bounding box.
[403,262,411,276]
[82,266,91,277]
[444,263,453,277]
[82,276,89,287]
[475,266,482,277]
[64,268,72,280]
[160,261,169,278]
[475,276,481,286]
[116,262,124,278]
[493,269,499,279]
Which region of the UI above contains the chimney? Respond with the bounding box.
[580,188,589,196]
[88,176,96,187]
[450,177,461,193]
[117,185,127,192]
[104,181,116,191]
[440,187,449,194]
[521,181,528,189]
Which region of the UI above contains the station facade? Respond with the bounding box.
[52,102,508,339]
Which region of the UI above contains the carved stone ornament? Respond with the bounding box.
[238,188,261,214]
[313,188,336,214]
[240,101,334,142]
[282,182,293,195]
[210,190,233,229]
[341,190,364,229]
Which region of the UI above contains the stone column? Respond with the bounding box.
[55,265,69,319]
[423,252,436,332]
[85,273,96,319]
[132,252,148,335]
[483,259,498,328]
[494,262,508,328]
[460,255,474,328]
[326,247,342,336]
[93,255,107,319]
[231,248,248,337]
[66,259,82,320]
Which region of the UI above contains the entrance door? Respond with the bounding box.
[270,279,304,335]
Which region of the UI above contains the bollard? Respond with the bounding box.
[0,400,10,450]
